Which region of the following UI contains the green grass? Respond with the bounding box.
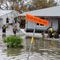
[3,35,23,48]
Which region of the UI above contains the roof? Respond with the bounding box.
[19,6,60,17]
[0,10,19,17]
[0,10,12,17]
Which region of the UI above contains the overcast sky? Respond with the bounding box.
[55,0,60,2]
[55,0,60,5]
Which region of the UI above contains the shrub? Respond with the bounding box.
[3,35,23,48]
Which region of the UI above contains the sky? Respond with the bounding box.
[55,0,60,2]
[55,0,60,5]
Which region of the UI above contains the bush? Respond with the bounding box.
[3,35,23,48]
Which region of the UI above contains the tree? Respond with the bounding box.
[0,0,3,9]
[8,0,28,13]
[0,0,28,12]
[0,0,3,3]
[27,0,57,10]
[47,0,57,7]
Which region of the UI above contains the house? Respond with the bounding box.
[0,10,19,28]
[19,6,60,33]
